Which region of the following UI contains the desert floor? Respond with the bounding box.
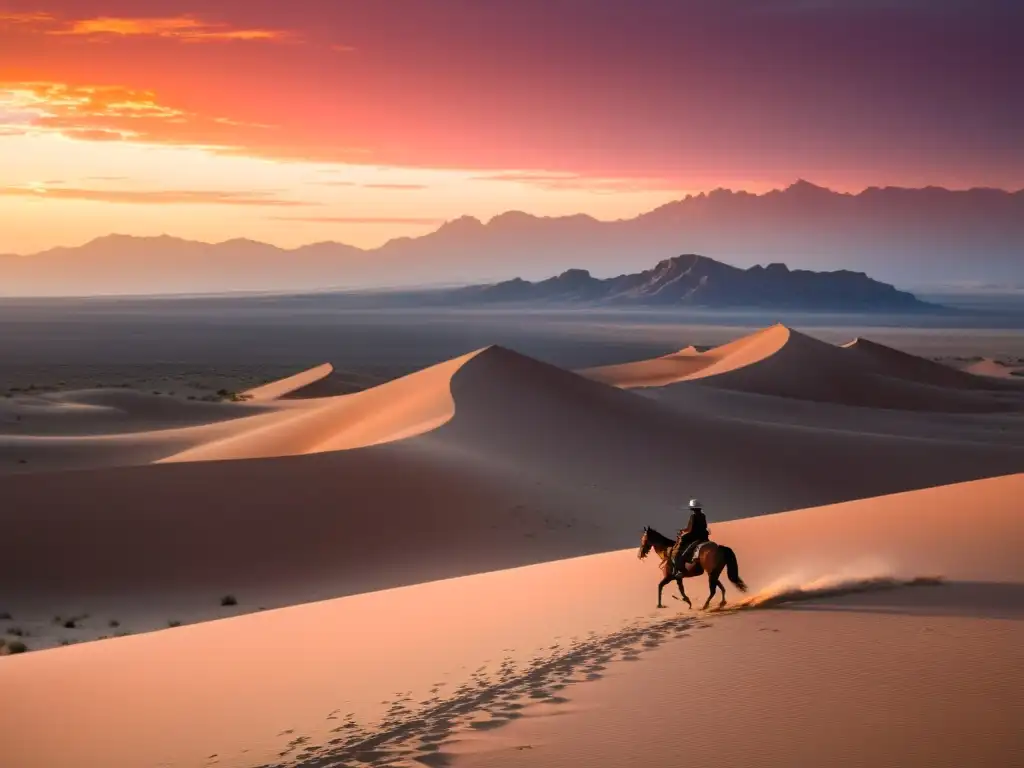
[2,303,1023,767]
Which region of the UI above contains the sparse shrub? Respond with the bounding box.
[216,388,231,398]
[52,615,62,625]
[3,640,28,654]
[114,630,131,638]
[63,619,76,629]
[0,611,10,621]
[7,627,25,637]
[109,619,120,628]
[220,594,238,607]
[168,620,181,628]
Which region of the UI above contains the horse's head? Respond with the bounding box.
[638,526,653,560]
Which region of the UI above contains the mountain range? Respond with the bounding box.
[2,181,1022,297]
[439,255,932,311]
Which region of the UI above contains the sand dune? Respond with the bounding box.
[963,357,1024,379]
[583,324,1024,412]
[161,351,476,462]
[840,336,1012,389]
[3,473,1020,768]
[582,344,712,387]
[5,325,1019,478]
[4,324,1023,766]
[2,343,1023,652]
[0,389,288,473]
[0,387,271,435]
[240,362,335,401]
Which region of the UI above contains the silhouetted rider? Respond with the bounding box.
[676,498,710,567]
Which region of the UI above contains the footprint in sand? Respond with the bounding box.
[470,718,511,731]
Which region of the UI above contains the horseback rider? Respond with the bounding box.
[675,498,710,568]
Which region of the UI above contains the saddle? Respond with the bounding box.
[675,539,710,569]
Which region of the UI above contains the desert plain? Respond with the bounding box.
[1,300,1023,768]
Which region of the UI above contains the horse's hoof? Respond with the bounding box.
[657,604,665,609]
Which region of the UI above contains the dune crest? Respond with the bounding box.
[583,325,788,388]
[840,336,1001,390]
[584,324,1024,412]
[241,362,335,401]
[160,350,484,462]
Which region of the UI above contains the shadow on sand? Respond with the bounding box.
[237,577,1018,768]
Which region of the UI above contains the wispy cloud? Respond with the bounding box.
[361,183,428,190]
[313,181,429,190]
[1,12,295,43]
[0,185,312,206]
[271,216,444,225]
[0,12,55,25]
[1,80,374,165]
[0,81,266,147]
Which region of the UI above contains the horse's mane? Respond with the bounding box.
[645,526,675,547]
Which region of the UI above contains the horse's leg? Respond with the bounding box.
[675,576,691,609]
[702,571,717,611]
[657,563,674,609]
[717,571,727,607]
[657,574,674,609]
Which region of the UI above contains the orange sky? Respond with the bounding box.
[2,1,1021,254]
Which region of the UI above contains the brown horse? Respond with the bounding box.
[638,526,748,609]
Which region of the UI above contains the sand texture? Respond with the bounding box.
[2,473,1021,768]
[2,323,1023,767]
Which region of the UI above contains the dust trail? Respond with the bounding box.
[728,572,944,611]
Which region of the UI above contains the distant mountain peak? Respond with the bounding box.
[436,215,484,232]
[785,179,831,194]
[450,253,935,312]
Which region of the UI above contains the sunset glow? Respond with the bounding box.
[1,1,1021,254]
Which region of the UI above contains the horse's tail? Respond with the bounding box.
[721,546,748,592]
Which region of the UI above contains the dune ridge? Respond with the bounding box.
[161,350,479,462]
[241,362,335,401]
[6,325,1021,478]
[584,324,1024,412]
